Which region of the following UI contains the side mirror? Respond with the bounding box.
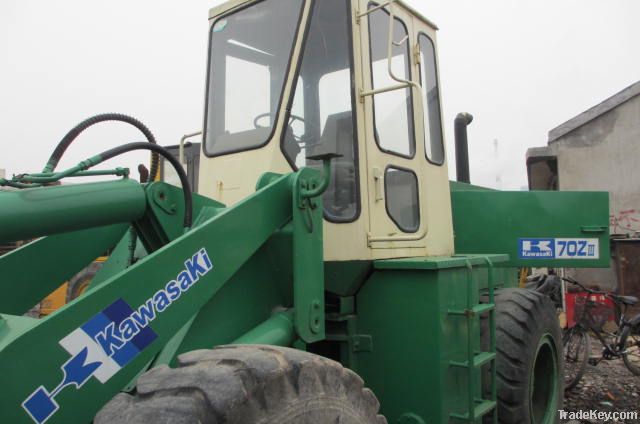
[302,153,343,198]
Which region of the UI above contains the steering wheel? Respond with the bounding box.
[254,112,321,148]
[253,112,306,129]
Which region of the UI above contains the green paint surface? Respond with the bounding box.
[451,189,609,267]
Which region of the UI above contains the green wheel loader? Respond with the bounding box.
[0,1,610,423]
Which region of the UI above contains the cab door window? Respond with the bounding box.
[368,5,415,158]
[385,167,420,232]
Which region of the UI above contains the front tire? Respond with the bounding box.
[492,288,563,424]
[95,345,386,424]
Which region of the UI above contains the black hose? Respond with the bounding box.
[98,142,192,228]
[46,113,160,182]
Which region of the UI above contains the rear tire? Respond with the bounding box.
[492,288,563,424]
[622,330,640,376]
[563,327,590,389]
[95,344,387,424]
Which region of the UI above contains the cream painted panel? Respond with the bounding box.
[201,0,373,262]
[359,0,429,251]
[412,24,454,257]
[200,0,453,261]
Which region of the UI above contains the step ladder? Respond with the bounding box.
[448,258,497,423]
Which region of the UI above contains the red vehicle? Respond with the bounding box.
[565,291,616,329]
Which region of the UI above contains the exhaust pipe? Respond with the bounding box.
[454,112,473,183]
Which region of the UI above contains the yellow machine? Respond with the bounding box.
[39,256,109,316]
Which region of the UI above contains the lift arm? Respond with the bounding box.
[0,164,328,424]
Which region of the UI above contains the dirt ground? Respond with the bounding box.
[562,336,640,423]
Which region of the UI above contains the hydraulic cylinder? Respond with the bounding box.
[0,179,146,243]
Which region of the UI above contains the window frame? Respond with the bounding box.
[202,0,308,158]
[417,31,445,166]
[279,0,362,224]
[367,2,416,160]
[383,165,421,233]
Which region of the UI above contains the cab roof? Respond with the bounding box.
[209,0,438,31]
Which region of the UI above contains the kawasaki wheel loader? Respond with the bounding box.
[0,0,610,423]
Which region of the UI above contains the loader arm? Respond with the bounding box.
[0,167,327,424]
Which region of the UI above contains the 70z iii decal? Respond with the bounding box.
[518,238,599,260]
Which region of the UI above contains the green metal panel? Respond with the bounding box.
[170,240,294,360]
[449,180,496,192]
[451,189,610,267]
[0,179,146,243]
[0,174,296,423]
[324,261,373,296]
[136,182,225,252]
[0,166,331,423]
[0,315,39,342]
[375,255,509,270]
[233,310,295,346]
[353,255,510,424]
[0,224,129,315]
[292,168,325,343]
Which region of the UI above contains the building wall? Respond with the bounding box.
[555,94,640,236]
[552,95,640,290]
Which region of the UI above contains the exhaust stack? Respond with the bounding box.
[454,112,474,183]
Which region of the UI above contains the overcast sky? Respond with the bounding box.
[1,0,639,189]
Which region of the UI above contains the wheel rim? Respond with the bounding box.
[530,335,558,424]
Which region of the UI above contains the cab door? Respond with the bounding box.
[358,1,427,253]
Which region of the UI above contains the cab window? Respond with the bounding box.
[385,167,420,232]
[204,0,304,156]
[418,33,444,164]
[368,4,415,158]
[282,0,359,222]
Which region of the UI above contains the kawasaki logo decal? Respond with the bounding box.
[518,238,599,259]
[22,248,212,424]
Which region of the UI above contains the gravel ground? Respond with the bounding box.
[562,335,640,423]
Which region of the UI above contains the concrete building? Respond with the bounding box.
[527,81,640,294]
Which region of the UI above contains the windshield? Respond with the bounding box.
[204,0,304,156]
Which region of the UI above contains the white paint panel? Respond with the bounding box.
[59,329,121,383]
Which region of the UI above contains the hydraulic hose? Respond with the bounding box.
[98,142,192,228]
[44,113,160,182]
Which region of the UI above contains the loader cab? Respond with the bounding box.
[199,0,454,261]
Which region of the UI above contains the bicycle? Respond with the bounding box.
[562,276,640,389]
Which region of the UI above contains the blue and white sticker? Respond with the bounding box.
[22,248,213,424]
[518,238,599,260]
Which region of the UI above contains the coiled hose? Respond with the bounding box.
[98,142,192,228]
[43,113,160,182]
